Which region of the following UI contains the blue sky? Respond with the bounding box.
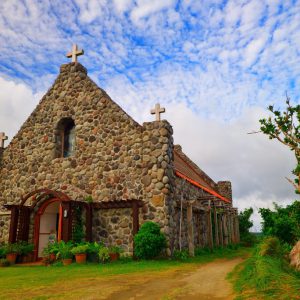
[0,0,299,230]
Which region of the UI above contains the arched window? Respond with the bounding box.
[55,118,76,158]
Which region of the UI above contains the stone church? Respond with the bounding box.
[0,45,239,259]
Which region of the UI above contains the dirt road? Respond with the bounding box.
[7,258,243,300]
[108,258,243,300]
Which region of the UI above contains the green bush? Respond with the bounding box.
[240,233,258,247]
[71,245,88,255]
[0,245,5,258]
[3,243,21,254]
[0,258,10,267]
[259,236,282,257]
[56,241,73,260]
[108,245,122,254]
[18,242,34,255]
[173,249,189,261]
[98,247,110,263]
[194,247,213,256]
[134,222,166,259]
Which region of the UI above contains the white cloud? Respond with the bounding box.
[0,77,39,143]
[130,0,176,23]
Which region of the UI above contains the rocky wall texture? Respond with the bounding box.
[0,215,10,243]
[93,208,133,254]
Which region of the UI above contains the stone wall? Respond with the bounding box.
[217,181,232,201]
[0,214,10,243]
[0,62,174,254]
[93,208,133,255]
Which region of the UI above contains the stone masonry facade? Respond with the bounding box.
[0,62,239,256]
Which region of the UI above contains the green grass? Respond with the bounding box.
[229,244,300,300]
[0,246,250,297]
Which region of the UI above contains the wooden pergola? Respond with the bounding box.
[4,188,144,260]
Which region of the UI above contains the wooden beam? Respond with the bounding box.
[132,201,139,236]
[85,203,93,242]
[93,200,144,209]
[187,203,195,257]
[213,206,219,247]
[207,207,213,249]
[8,206,19,244]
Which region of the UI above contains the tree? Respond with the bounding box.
[259,96,300,193]
[238,207,254,238]
[259,201,300,245]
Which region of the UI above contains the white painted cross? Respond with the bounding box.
[150,103,166,121]
[0,132,8,148]
[66,44,84,63]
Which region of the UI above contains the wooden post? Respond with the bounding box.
[85,203,93,242]
[187,203,194,256]
[132,201,139,236]
[223,211,229,246]
[213,205,219,247]
[61,201,72,242]
[207,205,213,249]
[8,206,19,244]
[230,212,235,244]
[218,213,224,247]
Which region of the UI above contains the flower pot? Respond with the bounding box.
[75,253,86,264]
[22,252,34,263]
[109,253,120,262]
[62,258,72,266]
[49,253,56,262]
[6,253,17,264]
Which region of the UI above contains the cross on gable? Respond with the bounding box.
[0,132,8,148]
[66,44,84,63]
[150,103,166,121]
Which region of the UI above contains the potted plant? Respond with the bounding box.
[42,242,59,263]
[86,242,103,262]
[4,243,20,264]
[19,242,34,263]
[56,241,73,266]
[98,246,110,263]
[108,246,122,261]
[71,244,88,264]
[0,258,10,267]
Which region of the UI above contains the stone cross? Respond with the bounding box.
[150,103,166,121]
[66,44,84,63]
[0,132,8,148]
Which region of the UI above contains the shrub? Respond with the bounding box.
[108,246,122,254]
[99,247,110,263]
[240,233,258,247]
[86,242,103,262]
[173,249,189,261]
[134,222,166,259]
[18,242,34,256]
[56,241,73,260]
[259,237,282,257]
[0,245,5,258]
[195,247,213,256]
[3,243,21,254]
[0,258,10,267]
[71,245,88,255]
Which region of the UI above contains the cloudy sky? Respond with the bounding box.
[0,0,299,230]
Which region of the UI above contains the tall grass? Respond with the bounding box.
[229,238,300,300]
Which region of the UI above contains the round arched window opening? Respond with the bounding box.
[55,118,76,158]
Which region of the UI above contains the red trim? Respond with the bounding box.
[175,170,231,203]
[33,198,62,261]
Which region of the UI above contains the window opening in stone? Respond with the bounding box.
[56,118,76,158]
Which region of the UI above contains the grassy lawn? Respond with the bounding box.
[0,247,250,299]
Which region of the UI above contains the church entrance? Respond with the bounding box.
[35,199,62,258]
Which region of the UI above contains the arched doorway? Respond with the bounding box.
[35,199,62,258]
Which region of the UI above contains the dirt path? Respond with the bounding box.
[109,258,243,300]
[6,258,243,300]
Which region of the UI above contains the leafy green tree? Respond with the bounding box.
[259,201,300,245]
[259,97,300,193]
[238,207,254,238]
